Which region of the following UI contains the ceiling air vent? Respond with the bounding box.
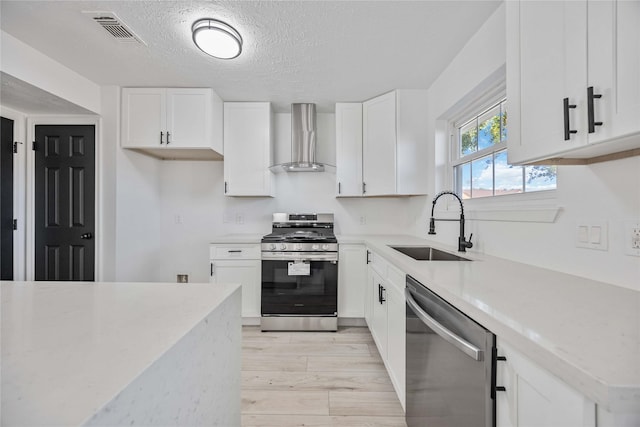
[82,11,146,45]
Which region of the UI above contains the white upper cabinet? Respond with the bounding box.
[363,90,428,196]
[223,102,274,197]
[587,0,640,145]
[335,103,363,197]
[507,0,640,164]
[121,88,223,160]
[363,92,398,196]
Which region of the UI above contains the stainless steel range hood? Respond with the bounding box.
[270,103,334,173]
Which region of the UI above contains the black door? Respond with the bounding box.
[35,125,95,281]
[1,117,14,280]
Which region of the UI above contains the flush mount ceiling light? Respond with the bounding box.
[192,18,242,59]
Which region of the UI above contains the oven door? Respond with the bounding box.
[261,256,338,316]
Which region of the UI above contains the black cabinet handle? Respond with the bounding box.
[338,182,341,194]
[563,98,578,141]
[491,347,508,398]
[366,250,371,264]
[210,263,214,277]
[587,86,603,133]
[224,181,228,194]
[160,131,164,144]
[166,131,171,144]
[380,286,386,303]
[362,182,367,195]
[228,250,242,253]
[378,284,382,303]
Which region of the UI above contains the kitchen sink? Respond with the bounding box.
[389,246,471,261]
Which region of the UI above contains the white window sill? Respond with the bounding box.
[434,190,561,223]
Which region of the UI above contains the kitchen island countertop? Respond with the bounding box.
[1,281,242,426]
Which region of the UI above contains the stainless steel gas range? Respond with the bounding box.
[260,213,338,331]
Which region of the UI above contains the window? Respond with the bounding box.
[453,99,556,199]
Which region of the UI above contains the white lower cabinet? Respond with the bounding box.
[385,283,406,408]
[496,338,595,427]
[369,267,388,358]
[365,248,406,410]
[337,244,367,319]
[209,244,261,322]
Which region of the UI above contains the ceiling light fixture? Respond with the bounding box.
[192,18,242,59]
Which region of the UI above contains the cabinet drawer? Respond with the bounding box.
[210,244,261,260]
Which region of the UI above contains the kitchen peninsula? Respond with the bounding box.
[1,281,241,426]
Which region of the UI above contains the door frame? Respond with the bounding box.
[1,107,27,281]
[26,116,101,281]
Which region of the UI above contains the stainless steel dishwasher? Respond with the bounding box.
[405,275,496,427]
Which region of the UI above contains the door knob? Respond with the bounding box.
[80,232,93,240]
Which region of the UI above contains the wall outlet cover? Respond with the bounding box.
[624,220,640,257]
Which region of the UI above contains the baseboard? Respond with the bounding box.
[242,317,260,326]
[338,317,366,327]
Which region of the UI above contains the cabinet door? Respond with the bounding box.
[335,103,363,197]
[386,284,406,410]
[121,88,165,148]
[166,89,212,148]
[496,339,595,427]
[337,244,367,318]
[363,92,396,196]
[370,269,388,360]
[211,260,261,318]
[223,103,273,196]
[507,1,588,164]
[587,0,640,145]
[364,262,373,327]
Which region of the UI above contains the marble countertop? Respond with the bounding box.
[339,234,640,413]
[1,281,241,426]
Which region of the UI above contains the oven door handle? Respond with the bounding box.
[405,288,483,361]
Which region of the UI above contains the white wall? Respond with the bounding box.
[99,86,119,281]
[0,31,101,114]
[417,3,640,291]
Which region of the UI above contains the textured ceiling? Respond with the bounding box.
[0,1,501,112]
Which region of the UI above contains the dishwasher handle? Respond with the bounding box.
[405,288,484,361]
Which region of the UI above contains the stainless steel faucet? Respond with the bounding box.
[428,191,473,252]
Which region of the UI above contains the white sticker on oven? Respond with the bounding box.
[288,261,310,276]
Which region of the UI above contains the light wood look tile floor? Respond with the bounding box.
[242,326,407,427]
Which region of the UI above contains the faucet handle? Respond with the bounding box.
[466,233,473,249]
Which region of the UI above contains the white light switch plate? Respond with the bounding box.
[575,220,608,251]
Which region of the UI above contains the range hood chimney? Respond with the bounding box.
[270,103,333,172]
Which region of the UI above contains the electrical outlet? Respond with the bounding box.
[624,220,640,256]
[235,213,244,224]
[632,228,640,249]
[359,216,367,225]
[174,214,183,224]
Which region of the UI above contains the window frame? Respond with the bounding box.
[449,95,557,200]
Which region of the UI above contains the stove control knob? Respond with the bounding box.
[269,243,277,251]
[321,244,330,251]
[312,244,320,251]
[279,243,287,251]
[294,243,303,251]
